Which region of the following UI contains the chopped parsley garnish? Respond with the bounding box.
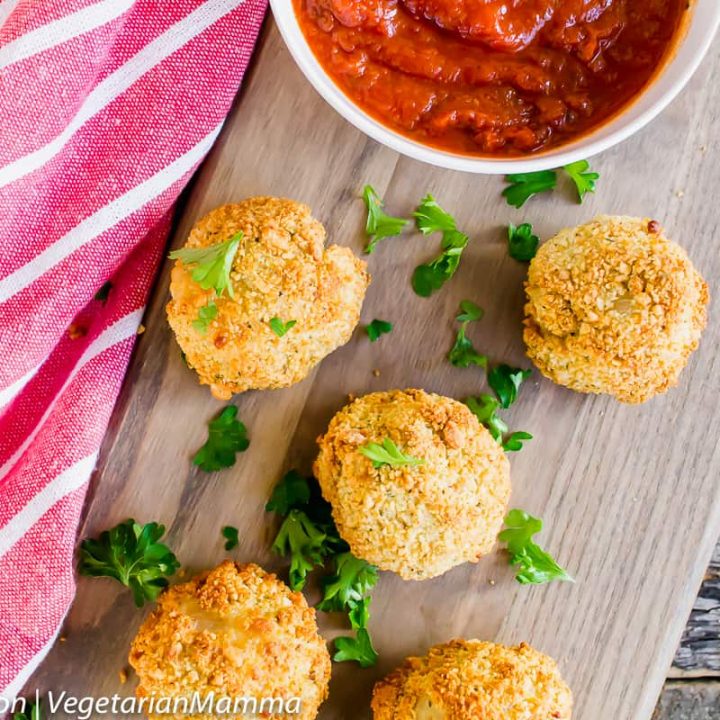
[271,509,337,590]
[564,160,599,203]
[412,195,469,297]
[269,317,297,338]
[13,698,41,720]
[366,319,393,342]
[502,431,533,452]
[502,171,557,208]
[268,472,344,590]
[169,233,241,298]
[502,161,599,207]
[507,223,539,262]
[449,300,487,368]
[362,185,408,254]
[266,469,311,516]
[359,438,425,468]
[192,300,218,334]
[318,552,378,615]
[94,281,113,304]
[488,364,532,408]
[267,472,379,662]
[333,628,379,668]
[221,525,239,550]
[466,395,508,442]
[78,520,180,607]
[498,509,573,585]
[193,406,249,472]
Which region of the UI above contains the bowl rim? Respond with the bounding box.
[271,0,720,174]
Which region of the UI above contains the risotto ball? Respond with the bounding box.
[313,389,511,580]
[167,197,369,399]
[128,561,331,720]
[372,639,573,719]
[524,215,708,403]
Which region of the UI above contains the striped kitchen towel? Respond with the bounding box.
[0,0,266,697]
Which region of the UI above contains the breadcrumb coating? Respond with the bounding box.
[128,561,331,719]
[313,389,511,580]
[167,197,369,399]
[371,639,573,719]
[524,215,708,403]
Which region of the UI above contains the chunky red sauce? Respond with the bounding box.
[294,0,688,156]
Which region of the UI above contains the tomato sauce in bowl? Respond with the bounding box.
[293,0,689,156]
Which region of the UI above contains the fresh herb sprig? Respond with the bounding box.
[466,366,533,452]
[502,161,599,207]
[193,406,249,472]
[412,195,470,297]
[498,509,573,585]
[269,317,297,338]
[267,471,379,666]
[221,525,239,550]
[366,319,393,342]
[362,185,408,254]
[488,364,532,409]
[78,520,180,607]
[564,159,599,203]
[507,223,539,262]
[169,233,242,331]
[13,698,41,720]
[448,300,487,368]
[359,438,425,468]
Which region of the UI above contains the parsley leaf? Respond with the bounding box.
[78,520,180,607]
[449,300,487,368]
[366,319,393,342]
[465,395,508,442]
[498,509,573,585]
[266,470,311,515]
[359,438,425,468]
[362,185,408,253]
[412,195,469,297]
[271,509,338,590]
[193,406,249,472]
[192,300,218,334]
[94,281,112,304]
[507,223,539,262]
[318,553,379,615]
[169,233,241,299]
[502,431,533,452]
[563,160,599,203]
[414,194,458,235]
[13,698,41,720]
[502,171,557,208]
[269,317,297,338]
[488,364,532,408]
[348,595,371,630]
[333,628,379,668]
[222,525,239,550]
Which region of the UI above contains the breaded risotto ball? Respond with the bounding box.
[524,215,708,404]
[372,639,573,720]
[129,561,331,720]
[167,197,369,399]
[313,389,511,580]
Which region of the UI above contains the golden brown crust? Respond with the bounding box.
[167,197,369,399]
[128,561,331,720]
[313,389,511,580]
[371,639,573,719]
[524,215,708,403]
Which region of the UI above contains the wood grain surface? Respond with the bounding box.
[29,20,720,720]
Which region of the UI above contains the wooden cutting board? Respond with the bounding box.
[30,21,720,720]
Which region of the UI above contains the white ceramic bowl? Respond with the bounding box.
[271,0,720,174]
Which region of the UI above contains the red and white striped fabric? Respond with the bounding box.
[0,0,266,697]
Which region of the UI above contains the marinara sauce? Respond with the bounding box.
[293,0,688,156]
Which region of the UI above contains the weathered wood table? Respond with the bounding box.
[29,19,720,720]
